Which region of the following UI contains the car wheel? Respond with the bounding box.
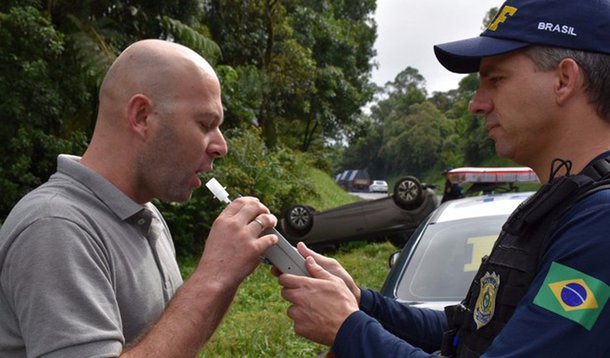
[393,176,424,210]
[284,204,313,234]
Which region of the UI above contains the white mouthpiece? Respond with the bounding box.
[205,178,231,204]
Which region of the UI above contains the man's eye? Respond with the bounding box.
[490,76,503,84]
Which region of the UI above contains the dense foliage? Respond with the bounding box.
[0,2,502,254]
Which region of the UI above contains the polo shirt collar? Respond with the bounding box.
[56,154,147,221]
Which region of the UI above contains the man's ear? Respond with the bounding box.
[555,58,582,105]
[126,94,153,139]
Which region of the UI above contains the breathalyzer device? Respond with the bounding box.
[205,178,309,276]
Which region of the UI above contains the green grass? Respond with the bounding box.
[300,168,360,210]
[180,167,395,356]
[193,241,396,357]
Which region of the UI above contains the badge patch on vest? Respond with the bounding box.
[474,272,500,329]
[533,262,610,330]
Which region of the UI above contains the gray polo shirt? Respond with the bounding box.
[0,155,183,357]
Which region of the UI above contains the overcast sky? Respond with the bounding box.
[372,0,502,93]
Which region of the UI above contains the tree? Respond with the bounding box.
[370,66,427,126]
[288,0,377,150]
[339,114,386,178]
[378,101,445,176]
[204,0,377,152]
[0,6,89,218]
[342,66,430,177]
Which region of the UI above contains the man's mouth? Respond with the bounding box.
[486,121,500,133]
[486,121,499,131]
[191,175,203,189]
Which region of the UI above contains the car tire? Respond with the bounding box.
[284,204,314,234]
[393,176,424,210]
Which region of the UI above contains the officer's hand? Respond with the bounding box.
[279,256,359,346]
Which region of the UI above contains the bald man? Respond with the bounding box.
[0,39,278,357]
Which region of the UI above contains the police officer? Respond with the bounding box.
[277,0,610,356]
[441,167,464,203]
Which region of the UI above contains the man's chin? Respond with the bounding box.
[493,144,516,162]
[158,191,194,204]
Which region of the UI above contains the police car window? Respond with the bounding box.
[396,216,507,302]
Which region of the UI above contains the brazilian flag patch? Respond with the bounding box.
[533,262,610,330]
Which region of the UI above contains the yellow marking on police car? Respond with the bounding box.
[464,235,497,272]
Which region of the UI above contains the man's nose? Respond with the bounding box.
[210,129,228,158]
[468,91,493,115]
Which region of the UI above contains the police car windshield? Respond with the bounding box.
[396,215,509,302]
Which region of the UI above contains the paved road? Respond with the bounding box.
[350,191,389,200]
[352,191,443,203]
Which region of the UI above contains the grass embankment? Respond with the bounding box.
[180,168,396,357]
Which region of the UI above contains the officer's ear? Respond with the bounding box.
[554,58,581,106]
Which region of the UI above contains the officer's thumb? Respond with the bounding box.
[305,256,332,280]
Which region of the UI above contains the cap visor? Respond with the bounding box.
[434,36,529,74]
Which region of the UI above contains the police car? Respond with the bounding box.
[380,191,535,310]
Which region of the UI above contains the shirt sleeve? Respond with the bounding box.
[1,217,124,358]
[332,289,447,357]
[482,191,610,357]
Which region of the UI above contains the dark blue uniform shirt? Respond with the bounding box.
[333,190,610,357]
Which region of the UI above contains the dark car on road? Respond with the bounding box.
[336,169,371,192]
[380,191,534,310]
[278,176,439,249]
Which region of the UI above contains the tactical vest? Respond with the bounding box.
[440,157,610,357]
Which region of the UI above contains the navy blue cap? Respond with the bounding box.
[434,0,610,73]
